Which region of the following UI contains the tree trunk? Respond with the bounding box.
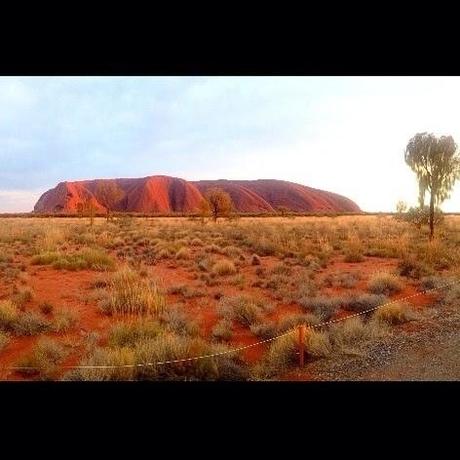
[429,191,435,240]
[106,208,110,222]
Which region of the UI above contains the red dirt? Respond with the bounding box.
[0,248,439,380]
[0,267,110,380]
[33,176,361,214]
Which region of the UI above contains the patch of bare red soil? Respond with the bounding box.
[0,267,110,380]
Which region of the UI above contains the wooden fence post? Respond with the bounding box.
[298,325,305,367]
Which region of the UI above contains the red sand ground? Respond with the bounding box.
[34,176,361,214]
[0,252,437,380]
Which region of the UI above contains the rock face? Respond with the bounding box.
[33,175,361,214]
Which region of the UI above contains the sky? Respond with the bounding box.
[1,76,460,213]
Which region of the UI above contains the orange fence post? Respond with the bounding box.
[298,325,305,367]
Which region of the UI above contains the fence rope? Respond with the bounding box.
[4,278,459,372]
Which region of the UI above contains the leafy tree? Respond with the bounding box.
[405,132,460,239]
[95,181,124,222]
[197,198,211,224]
[203,188,234,222]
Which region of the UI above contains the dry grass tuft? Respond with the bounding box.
[373,302,417,325]
[100,267,166,316]
[368,272,403,295]
[212,260,237,276]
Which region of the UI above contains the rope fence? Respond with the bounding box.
[5,278,459,372]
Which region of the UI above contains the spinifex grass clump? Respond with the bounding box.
[367,272,403,295]
[100,267,166,316]
[0,300,51,336]
[16,338,68,379]
[31,248,114,271]
[373,302,417,325]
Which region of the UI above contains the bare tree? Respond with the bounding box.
[405,132,460,239]
[203,188,234,222]
[95,181,124,222]
[83,197,97,226]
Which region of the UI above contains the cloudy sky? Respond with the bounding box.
[1,76,460,213]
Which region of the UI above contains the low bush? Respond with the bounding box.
[51,309,78,333]
[212,260,237,276]
[254,335,297,379]
[276,313,321,333]
[16,338,67,379]
[100,268,165,316]
[343,293,388,313]
[13,311,50,336]
[66,346,137,381]
[373,302,417,325]
[250,321,277,339]
[31,249,115,271]
[329,316,389,355]
[212,319,233,341]
[160,306,199,336]
[11,287,34,309]
[304,329,332,358]
[398,257,433,279]
[0,300,19,330]
[218,296,263,327]
[367,272,403,295]
[300,296,342,321]
[108,320,162,348]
